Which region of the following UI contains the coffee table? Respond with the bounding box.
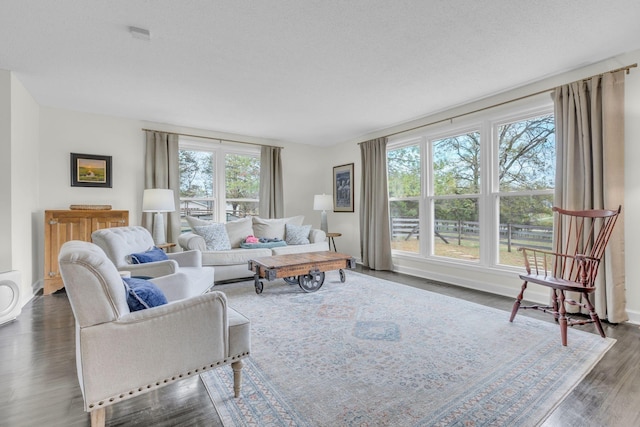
[248,251,356,294]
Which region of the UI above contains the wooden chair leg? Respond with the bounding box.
[90,407,106,427]
[583,294,607,338]
[232,360,243,398]
[558,290,568,346]
[509,281,528,322]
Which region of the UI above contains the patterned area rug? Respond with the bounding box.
[202,271,614,426]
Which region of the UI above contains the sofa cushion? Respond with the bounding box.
[186,216,252,249]
[252,215,304,240]
[123,277,168,311]
[225,217,254,248]
[285,223,311,245]
[201,248,273,266]
[193,223,232,251]
[128,247,169,264]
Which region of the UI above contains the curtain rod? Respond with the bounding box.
[358,62,637,144]
[142,128,284,149]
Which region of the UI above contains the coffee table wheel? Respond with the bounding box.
[254,277,263,294]
[284,276,298,285]
[298,271,325,293]
[339,269,346,283]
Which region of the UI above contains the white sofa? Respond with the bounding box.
[178,215,329,282]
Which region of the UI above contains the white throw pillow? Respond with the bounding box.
[192,224,231,251]
[252,215,304,240]
[285,223,311,245]
[225,217,254,248]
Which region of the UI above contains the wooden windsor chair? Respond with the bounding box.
[509,206,621,346]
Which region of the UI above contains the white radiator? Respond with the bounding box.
[0,270,21,325]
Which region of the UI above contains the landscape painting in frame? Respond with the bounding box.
[333,163,354,212]
[70,153,112,188]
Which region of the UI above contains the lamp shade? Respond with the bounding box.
[142,189,175,212]
[313,194,333,211]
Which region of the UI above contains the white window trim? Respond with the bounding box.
[387,97,554,272]
[179,137,260,222]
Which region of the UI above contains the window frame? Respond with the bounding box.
[179,138,260,223]
[387,99,555,272]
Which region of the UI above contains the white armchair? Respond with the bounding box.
[91,226,214,300]
[58,240,251,427]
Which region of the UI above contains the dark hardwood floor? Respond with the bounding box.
[1,266,638,426]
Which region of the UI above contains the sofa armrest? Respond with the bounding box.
[118,259,178,277]
[168,250,202,268]
[309,229,327,243]
[178,232,207,251]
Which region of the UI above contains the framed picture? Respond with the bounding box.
[70,153,112,188]
[333,163,354,212]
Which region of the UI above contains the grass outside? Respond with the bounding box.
[391,238,541,267]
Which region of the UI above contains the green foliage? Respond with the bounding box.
[225,154,260,217]
[179,150,213,198]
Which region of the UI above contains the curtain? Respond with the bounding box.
[553,70,626,322]
[359,137,394,270]
[259,146,284,218]
[144,131,181,249]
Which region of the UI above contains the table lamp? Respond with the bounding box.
[142,188,175,244]
[313,194,333,233]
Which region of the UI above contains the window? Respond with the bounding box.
[496,114,555,266]
[388,104,555,270]
[179,139,260,229]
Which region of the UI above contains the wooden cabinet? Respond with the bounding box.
[44,209,128,295]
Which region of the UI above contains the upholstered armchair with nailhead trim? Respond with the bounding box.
[58,240,250,427]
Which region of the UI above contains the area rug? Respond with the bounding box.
[202,271,615,426]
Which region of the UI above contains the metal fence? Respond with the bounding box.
[391,217,552,251]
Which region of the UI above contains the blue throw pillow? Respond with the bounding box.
[129,247,169,264]
[123,277,168,311]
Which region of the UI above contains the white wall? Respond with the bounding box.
[329,49,640,323]
[0,70,11,274]
[11,74,40,303]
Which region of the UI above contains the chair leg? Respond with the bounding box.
[232,360,243,398]
[558,290,568,346]
[509,281,528,322]
[583,294,606,338]
[90,408,106,427]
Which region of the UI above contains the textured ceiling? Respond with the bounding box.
[1,1,640,146]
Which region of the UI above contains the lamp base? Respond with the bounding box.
[152,212,167,245]
[320,211,328,233]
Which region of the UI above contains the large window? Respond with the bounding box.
[388,105,555,270]
[179,139,260,229]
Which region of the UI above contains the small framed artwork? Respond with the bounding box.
[333,163,354,212]
[70,153,112,188]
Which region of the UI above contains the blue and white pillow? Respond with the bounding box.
[123,277,168,311]
[285,223,311,245]
[193,223,232,251]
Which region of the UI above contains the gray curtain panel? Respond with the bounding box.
[553,70,626,322]
[359,137,394,270]
[144,131,181,249]
[259,146,284,218]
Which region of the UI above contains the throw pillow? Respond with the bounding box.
[129,247,169,264]
[285,223,311,245]
[123,277,168,311]
[186,215,213,229]
[193,223,232,251]
[252,215,304,240]
[225,216,254,248]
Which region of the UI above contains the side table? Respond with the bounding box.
[326,232,342,252]
[156,242,176,252]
